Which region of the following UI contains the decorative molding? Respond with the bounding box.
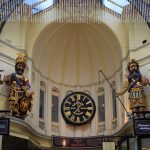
[0,51,14,61]
[111,120,132,136]
[9,116,51,139]
[129,41,150,52]
[138,55,150,63]
[39,121,45,130]
[51,124,59,133]
[0,39,24,52]
[112,119,117,130]
[98,124,105,133]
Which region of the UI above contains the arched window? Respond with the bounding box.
[39,81,46,119]
[112,81,117,119]
[52,88,59,123]
[97,87,105,122]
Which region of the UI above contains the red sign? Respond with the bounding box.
[52,136,103,148]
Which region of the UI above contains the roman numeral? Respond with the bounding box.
[70,96,75,101]
[65,111,71,117]
[87,107,93,110]
[64,107,70,111]
[77,94,81,100]
[77,117,80,123]
[86,112,92,117]
[86,101,92,105]
[70,115,75,121]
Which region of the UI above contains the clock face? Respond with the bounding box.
[61,92,96,126]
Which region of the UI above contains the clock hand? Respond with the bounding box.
[72,103,77,107]
[74,105,80,114]
[80,107,87,110]
[70,107,76,110]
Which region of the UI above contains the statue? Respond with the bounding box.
[4,52,34,119]
[116,59,150,114]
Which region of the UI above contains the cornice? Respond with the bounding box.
[9,116,51,139]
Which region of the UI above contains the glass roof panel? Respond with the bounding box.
[110,0,129,7]
[32,0,54,14]
[103,0,123,14]
[24,0,41,5]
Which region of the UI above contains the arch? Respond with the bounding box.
[31,22,123,86]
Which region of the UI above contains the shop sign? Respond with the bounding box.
[0,118,10,135]
[52,136,103,148]
[134,119,150,136]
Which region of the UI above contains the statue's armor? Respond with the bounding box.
[9,73,32,117]
[128,73,145,109]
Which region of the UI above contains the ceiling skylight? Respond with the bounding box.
[24,0,41,5]
[110,0,129,7]
[103,0,123,14]
[32,0,54,14]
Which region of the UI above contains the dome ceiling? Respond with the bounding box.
[32,23,122,86]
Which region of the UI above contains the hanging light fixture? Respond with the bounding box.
[1,0,147,23]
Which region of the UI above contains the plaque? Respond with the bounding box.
[134,119,150,136]
[52,136,103,148]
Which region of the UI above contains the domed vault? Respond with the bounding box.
[32,23,122,86]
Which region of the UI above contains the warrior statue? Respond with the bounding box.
[4,52,34,119]
[116,59,150,114]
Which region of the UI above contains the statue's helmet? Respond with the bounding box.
[15,52,27,67]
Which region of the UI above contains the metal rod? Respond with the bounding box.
[98,69,132,120]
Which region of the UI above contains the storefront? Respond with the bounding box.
[2,135,40,150]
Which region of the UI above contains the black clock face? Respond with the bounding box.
[61,92,96,126]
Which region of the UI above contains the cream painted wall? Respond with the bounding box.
[25,22,47,56]
[0,22,29,50]
[129,22,150,49]
[101,20,129,58]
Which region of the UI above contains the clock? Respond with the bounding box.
[61,92,96,126]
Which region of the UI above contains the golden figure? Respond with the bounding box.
[4,52,34,119]
[116,59,150,114]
